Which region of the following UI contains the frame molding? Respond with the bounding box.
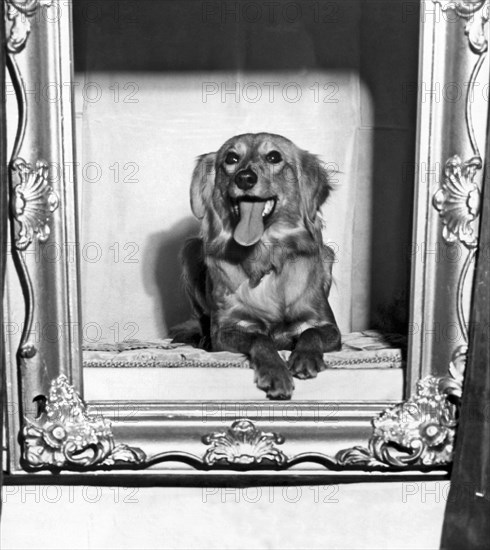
[408,0,489,390]
[3,0,489,480]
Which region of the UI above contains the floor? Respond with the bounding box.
[2,481,447,549]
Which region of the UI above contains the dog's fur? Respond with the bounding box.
[174,133,341,399]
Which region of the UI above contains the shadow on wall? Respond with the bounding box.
[143,217,200,336]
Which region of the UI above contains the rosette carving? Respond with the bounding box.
[23,375,146,469]
[433,155,481,248]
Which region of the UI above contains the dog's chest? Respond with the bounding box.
[214,260,310,323]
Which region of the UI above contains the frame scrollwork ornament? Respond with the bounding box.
[23,375,147,469]
[434,0,489,53]
[202,420,287,467]
[5,0,53,53]
[336,374,462,468]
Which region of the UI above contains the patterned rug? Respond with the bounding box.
[83,331,405,370]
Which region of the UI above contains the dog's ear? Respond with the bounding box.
[190,153,216,219]
[298,150,332,224]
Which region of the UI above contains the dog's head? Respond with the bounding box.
[190,133,332,247]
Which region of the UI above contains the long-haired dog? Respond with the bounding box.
[175,133,341,399]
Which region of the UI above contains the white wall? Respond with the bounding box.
[2,482,447,549]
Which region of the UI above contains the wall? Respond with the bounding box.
[2,482,447,549]
[74,0,419,344]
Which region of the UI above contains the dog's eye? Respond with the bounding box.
[265,151,282,164]
[225,152,240,165]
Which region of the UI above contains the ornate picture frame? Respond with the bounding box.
[2,0,489,481]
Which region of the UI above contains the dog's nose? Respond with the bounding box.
[235,169,258,190]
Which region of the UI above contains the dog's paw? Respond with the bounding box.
[254,364,295,400]
[288,350,326,380]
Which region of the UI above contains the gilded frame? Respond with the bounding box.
[2,0,489,481]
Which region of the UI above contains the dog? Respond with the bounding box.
[174,132,341,399]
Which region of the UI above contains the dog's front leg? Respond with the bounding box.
[288,325,341,380]
[216,328,295,400]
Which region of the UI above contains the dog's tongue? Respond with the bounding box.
[234,201,265,247]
